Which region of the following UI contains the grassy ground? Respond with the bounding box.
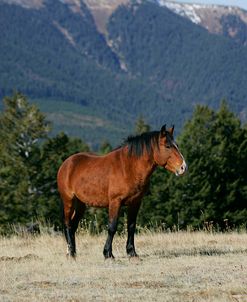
[0,231,247,302]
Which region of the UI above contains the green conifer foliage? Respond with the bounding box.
[0,93,50,231]
[0,94,246,232]
[0,93,89,232]
[135,116,151,134]
[142,102,247,229]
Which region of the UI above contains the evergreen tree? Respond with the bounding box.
[163,102,247,228]
[138,167,170,229]
[0,93,90,232]
[99,140,112,154]
[139,103,247,229]
[0,93,50,231]
[1,94,245,232]
[135,116,151,134]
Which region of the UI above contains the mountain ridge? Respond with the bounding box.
[156,0,247,46]
[2,0,247,43]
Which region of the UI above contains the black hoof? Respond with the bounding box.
[128,252,139,258]
[103,250,115,259]
[66,251,76,259]
[127,248,138,258]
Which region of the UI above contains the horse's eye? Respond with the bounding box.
[166,145,171,149]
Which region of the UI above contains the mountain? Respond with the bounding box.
[0,0,162,146]
[0,0,247,148]
[156,0,247,46]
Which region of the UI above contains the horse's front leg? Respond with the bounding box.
[103,200,121,259]
[126,202,141,257]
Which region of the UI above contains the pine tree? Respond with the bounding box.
[0,93,91,232]
[163,102,247,228]
[138,103,247,229]
[99,140,113,154]
[0,93,50,231]
[135,116,151,134]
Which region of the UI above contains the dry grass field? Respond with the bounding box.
[0,230,247,302]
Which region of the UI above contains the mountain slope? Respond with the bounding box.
[1,0,247,147]
[0,0,176,145]
[107,2,247,111]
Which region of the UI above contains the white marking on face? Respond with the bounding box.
[172,141,187,175]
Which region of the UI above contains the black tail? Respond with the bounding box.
[60,200,65,235]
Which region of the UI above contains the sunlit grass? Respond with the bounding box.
[0,230,247,301]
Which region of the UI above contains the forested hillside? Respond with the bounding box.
[221,13,247,46]
[157,0,247,47]
[0,0,247,147]
[108,2,247,113]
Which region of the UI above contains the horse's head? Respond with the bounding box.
[153,125,187,176]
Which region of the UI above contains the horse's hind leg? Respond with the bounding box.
[63,196,85,258]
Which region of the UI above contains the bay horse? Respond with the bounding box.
[57,125,187,259]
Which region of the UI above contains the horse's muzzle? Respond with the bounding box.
[175,160,187,176]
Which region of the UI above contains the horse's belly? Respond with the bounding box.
[83,197,109,208]
[75,186,109,208]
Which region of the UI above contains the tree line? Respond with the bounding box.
[0,93,246,234]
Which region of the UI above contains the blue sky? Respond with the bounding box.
[175,0,247,10]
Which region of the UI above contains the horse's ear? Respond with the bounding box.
[160,124,166,137]
[169,125,175,136]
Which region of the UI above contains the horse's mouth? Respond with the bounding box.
[175,162,187,176]
[164,161,187,176]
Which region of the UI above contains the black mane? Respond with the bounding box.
[123,131,160,157]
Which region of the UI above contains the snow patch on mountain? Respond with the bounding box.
[157,0,202,24]
[155,0,245,26]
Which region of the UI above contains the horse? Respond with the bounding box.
[57,125,187,259]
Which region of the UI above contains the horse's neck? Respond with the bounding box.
[137,156,157,181]
[121,147,156,183]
